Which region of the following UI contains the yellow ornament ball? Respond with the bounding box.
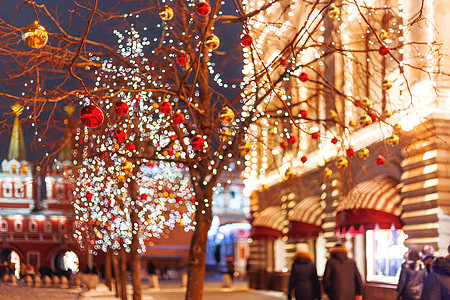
[382,79,393,90]
[159,5,174,21]
[285,168,294,179]
[324,167,333,178]
[238,140,252,156]
[219,106,234,124]
[348,120,357,127]
[336,156,348,169]
[22,21,48,49]
[362,97,372,108]
[205,34,220,50]
[379,29,389,41]
[220,128,232,140]
[357,148,370,159]
[328,6,340,19]
[386,134,400,146]
[384,110,393,118]
[359,114,372,127]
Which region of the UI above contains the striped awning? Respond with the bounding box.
[288,196,322,226]
[336,176,403,234]
[251,206,285,232]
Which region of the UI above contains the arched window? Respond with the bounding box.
[44,221,53,233]
[0,220,7,232]
[29,220,37,232]
[14,220,23,232]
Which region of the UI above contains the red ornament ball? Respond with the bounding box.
[196,2,211,16]
[280,58,289,66]
[173,112,185,125]
[376,155,386,165]
[191,135,206,150]
[241,34,253,47]
[176,52,190,66]
[311,132,320,139]
[141,193,149,200]
[299,109,308,118]
[167,148,175,156]
[379,45,389,56]
[80,105,104,128]
[301,155,308,163]
[280,141,288,148]
[177,163,183,169]
[114,101,129,116]
[346,147,355,157]
[147,162,154,167]
[369,113,377,122]
[114,129,127,143]
[126,143,135,151]
[331,137,338,144]
[176,196,183,203]
[160,102,173,114]
[354,98,362,106]
[299,72,309,82]
[288,136,297,144]
[86,192,93,201]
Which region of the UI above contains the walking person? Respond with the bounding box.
[420,244,450,300]
[323,243,363,300]
[397,250,427,300]
[286,250,321,300]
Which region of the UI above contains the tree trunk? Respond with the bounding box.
[105,248,112,291]
[185,187,213,300]
[120,248,128,300]
[112,251,121,298]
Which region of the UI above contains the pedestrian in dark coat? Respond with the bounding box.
[287,251,321,300]
[323,244,363,300]
[397,250,427,300]
[420,255,450,299]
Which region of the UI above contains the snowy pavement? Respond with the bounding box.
[0,285,81,300]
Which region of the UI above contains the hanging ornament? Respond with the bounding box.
[311,132,320,139]
[196,1,211,16]
[357,148,370,159]
[114,101,129,116]
[22,21,48,49]
[114,129,127,143]
[348,120,357,127]
[346,147,355,157]
[159,5,174,21]
[336,156,348,169]
[280,141,288,148]
[176,52,190,66]
[288,136,297,144]
[160,101,172,114]
[331,137,338,144]
[205,34,220,50]
[219,106,235,124]
[369,113,377,122]
[268,127,277,135]
[280,58,289,66]
[384,110,393,118]
[239,140,252,156]
[300,155,307,163]
[362,97,372,108]
[299,72,309,82]
[177,163,183,169]
[285,168,294,178]
[123,161,133,174]
[354,98,363,107]
[324,168,333,178]
[80,105,104,128]
[220,128,232,140]
[329,110,337,120]
[147,162,154,167]
[126,143,135,151]
[386,134,400,146]
[328,6,340,19]
[141,193,149,201]
[191,135,206,150]
[359,114,372,127]
[376,155,386,165]
[173,112,185,125]
[379,45,389,56]
[86,192,94,201]
[379,29,389,41]
[299,110,308,118]
[241,34,253,47]
[382,79,393,90]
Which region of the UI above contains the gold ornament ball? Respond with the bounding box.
[205,34,220,50]
[379,29,389,41]
[382,79,393,90]
[220,128,232,140]
[394,123,402,131]
[324,167,333,178]
[336,156,348,169]
[386,134,400,146]
[384,110,393,118]
[328,6,340,19]
[268,127,277,135]
[22,21,48,49]
[362,97,372,108]
[219,106,235,124]
[159,6,174,21]
[348,120,357,127]
[285,168,294,179]
[238,140,252,156]
[359,114,372,127]
[357,148,370,159]
[329,110,337,120]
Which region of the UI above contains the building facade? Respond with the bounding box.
[243,0,450,298]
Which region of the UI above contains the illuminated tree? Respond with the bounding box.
[0,1,442,300]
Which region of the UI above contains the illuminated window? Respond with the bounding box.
[44,221,53,233]
[11,164,17,174]
[21,164,27,174]
[366,228,408,284]
[29,220,37,232]
[0,220,7,232]
[14,220,23,232]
